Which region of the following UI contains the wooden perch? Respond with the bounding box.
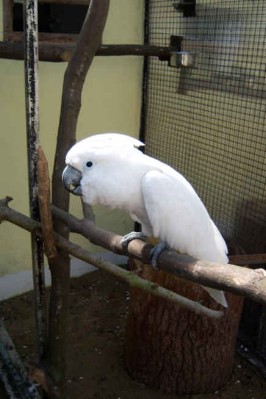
[50,205,266,304]
[1,197,266,307]
[0,41,173,63]
[0,197,223,319]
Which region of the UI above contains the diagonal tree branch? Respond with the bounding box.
[48,0,110,395]
[52,0,110,225]
[0,197,223,319]
[1,197,266,306]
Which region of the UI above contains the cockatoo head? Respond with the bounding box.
[62,133,144,200]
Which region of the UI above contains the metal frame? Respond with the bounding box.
[24,0,47,361]
[3,0,90,43]
[0,0,46,395]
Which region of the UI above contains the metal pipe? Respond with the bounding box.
[24,0,47,361]
[139,0,150,144]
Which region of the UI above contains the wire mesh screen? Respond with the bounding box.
[144,0,266,362]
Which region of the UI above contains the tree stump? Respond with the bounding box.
[125,256,243,394]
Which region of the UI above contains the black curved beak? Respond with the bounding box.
[62,165,82,196]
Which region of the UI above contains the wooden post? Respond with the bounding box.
[125,245,244,394]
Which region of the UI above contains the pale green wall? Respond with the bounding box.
[0,0,144,275]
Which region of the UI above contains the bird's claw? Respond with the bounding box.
[150,241,168,270]
[121,231,146,249]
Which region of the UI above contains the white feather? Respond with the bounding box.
[65,133,228,307]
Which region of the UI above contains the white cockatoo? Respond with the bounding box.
[63,133,228,307]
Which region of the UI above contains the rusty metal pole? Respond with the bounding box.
[24,0,47,360]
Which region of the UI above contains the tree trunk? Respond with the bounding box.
[47,1,110,395]
[125,252,244,394]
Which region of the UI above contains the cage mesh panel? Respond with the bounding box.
[145,0,266,360]
[145,0,266,256]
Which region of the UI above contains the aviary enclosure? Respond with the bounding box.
[143,0,266,366]
[0,0,265,398]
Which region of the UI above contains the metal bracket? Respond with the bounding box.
[173,0,196,17]
[168,35,195,68]
[169,51,194,68]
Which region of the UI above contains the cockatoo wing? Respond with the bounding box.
[141,169,228,307]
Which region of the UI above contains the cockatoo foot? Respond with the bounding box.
[150,241,168,270]
[121,231,147,249]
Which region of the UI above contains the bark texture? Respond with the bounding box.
[0,41,174,62]
[47,0,110,395]
[125,257,244,394]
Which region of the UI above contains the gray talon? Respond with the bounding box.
[121,231,146,248]
[150,241,168,269]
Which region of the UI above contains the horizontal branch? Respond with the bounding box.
[1,197,266,307]
[1,196,265,306]
[50,204,266,305]
[0,197,222,319]
[0,42,172,62]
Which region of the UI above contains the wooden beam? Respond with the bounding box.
[0,41,173,62]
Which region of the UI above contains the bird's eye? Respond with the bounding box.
[86,161,93,168]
